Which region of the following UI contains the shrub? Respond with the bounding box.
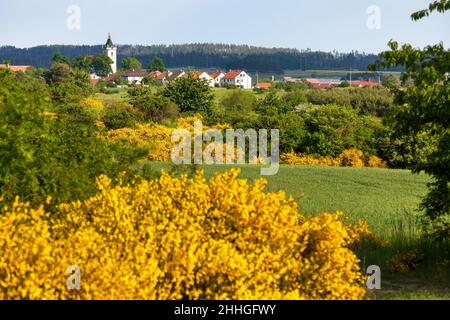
[367,155,388,168]
[387,250,424,273]
[281,148,387,169]
[302,104,383,157]
[0,169,367,300]
[339,148,365,167]
[128,87,179,122]
[102,103,144,130]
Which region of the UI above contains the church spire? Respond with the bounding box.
[105,32,114,48]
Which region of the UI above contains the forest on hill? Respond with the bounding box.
[0,43,391,73]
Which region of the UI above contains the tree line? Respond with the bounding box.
[0,43,397,73]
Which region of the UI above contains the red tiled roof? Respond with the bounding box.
[104,73,120,82]
[305,78,320,84]
[191,71,206,79]
[0,64,31,72]
[223,70,243,80]
[210,71,224,79]
[156,71,170,80]
[256,82,272,89]
[123,70,149,77]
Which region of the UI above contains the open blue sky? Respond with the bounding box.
[1,0,449,53]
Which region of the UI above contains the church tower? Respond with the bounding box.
[104,33,117,74]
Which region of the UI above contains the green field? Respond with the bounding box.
[146,163,430,235]
[95,87,266,107]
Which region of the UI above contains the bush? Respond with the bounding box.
[339,148,365,167]
[102,103,144,130]
[301,105,385,157]
[129,87,179,122]
[0,169,367,300]
[305,87,393,116]
[281,149,387,168]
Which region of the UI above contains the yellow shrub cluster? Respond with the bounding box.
[107,115,240,162]
[107,122,174,161]
[0,169,368,300]
[281,152,342,167]
[339,148,365,167]
[80,97,105,111]
[387,250,424,273]
[348,220,389,249]
[281,149,388,168]
[367,155,388,169]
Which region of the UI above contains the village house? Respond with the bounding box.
[122,70,149,85]
[167,70,186,81]
[222,70,252,89]
[210,71,225,87]
[191,71,215,87]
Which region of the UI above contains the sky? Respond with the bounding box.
[0,0,449,53]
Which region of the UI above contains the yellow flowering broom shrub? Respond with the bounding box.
[367,155,388,169]
[106,114,242,163]
[281,149,388,169]
[0,169,368,300]
[80,97,105,111]
[338,148,365,167]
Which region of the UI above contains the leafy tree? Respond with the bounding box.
[382,75,399,90]
[129,87,179,122]
[163,75,214,116]
[44,63,92,103]
[370,2,450,227]
[284,89,307,108]
[71,55,94,72]
[302,104,384,156]
[93,54,113,77]
[411,0,450,20]
[148,56,165,72]
[52,52,70,65]
[2,59,10,65]
[121,57,142,71]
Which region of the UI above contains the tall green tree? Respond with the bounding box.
[121,57,142,71]
[163,75,214,116]
[370,1,450,233]
[148,56,165,72]
[93,54,113,77]
[71,55,94,72]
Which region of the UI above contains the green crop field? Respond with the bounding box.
[145,163,430,235]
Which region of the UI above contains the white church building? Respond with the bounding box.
[104,33,117,75]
